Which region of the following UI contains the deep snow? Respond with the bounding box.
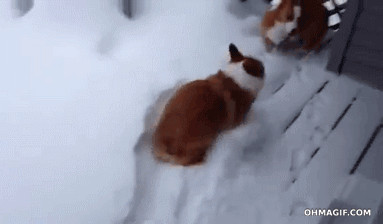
[1,0,382,224]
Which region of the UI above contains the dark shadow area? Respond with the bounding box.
[226,0,268,20]
[13,0,34,17]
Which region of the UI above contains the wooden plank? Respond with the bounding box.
[373,199,383,224]
[351,29,383,52]
[353,125,383,181]
[355,13,383,36]
[272,83,285,95]
[283,81,330,132]
[283,75,361,180]
[328,0,383,91]
[327,0,361,73]
[363,0,383,11]
[263,65,331,131]
[345,45,383,71]
[309,96,357,159]
[320,174,383,224]
[330,97,357,131]
[288,87,383,224]
[337,174,383,223]
[342,60,383,91]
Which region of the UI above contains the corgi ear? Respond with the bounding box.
[278,0,294,21]
[229,43,244,62]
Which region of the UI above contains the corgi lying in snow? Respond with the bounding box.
[261,0,330,51]
[153,44,265,166]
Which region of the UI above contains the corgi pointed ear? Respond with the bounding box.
[229,43,244,62]
[278,0,294,21]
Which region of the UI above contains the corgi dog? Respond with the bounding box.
[261,0,329,51]
[153,44,265,166]
[261,0,301,47]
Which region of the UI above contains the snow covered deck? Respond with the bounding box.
[126,57,383,224]
[272,64,383,224]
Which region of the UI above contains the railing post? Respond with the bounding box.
[14,0,34,17]
[122,0,133,19]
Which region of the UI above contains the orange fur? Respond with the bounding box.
[261,0,295,38]
[153,45,264,166]
[261,0,328,51]
[296,0,328,51]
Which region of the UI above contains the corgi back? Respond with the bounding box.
[153,44,265,166]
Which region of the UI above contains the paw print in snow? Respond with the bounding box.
[310,126,328,145]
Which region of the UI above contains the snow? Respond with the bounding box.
[1,0,382,224]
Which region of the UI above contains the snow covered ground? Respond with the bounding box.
[1,0,382,224]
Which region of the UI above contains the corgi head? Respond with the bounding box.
[224,43,265,96]
[261,0,301,46]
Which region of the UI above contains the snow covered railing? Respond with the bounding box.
[9,0,134,19]
[13,0,33,17]
[121,0,133,19]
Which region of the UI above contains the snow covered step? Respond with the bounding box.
[272,82,285,95]
[318,174,383,224]
[373,200,383,224]
[297,95,359,163]
[287,86,383,224]
[350,123,383,178]
[340,174,383,216]
[281,75,361,180]
[261,62,332,131]
[284,80,330,132]
[343,123,383,223]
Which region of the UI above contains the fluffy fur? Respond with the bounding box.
[225,61,264,96]
[261,0,298,46]
[153,44,265,166]
[261,0,328,51]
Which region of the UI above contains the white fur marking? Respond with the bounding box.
[224,62,264,96]
[270,0,282,10]
[266,6,301,45]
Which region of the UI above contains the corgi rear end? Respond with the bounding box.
[153,44,265,166]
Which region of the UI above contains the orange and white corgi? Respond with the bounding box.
[153,44,265,166]
[261,0,329,51]
[261,0,301,47]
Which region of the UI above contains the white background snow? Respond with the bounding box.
[1,0,382,224]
